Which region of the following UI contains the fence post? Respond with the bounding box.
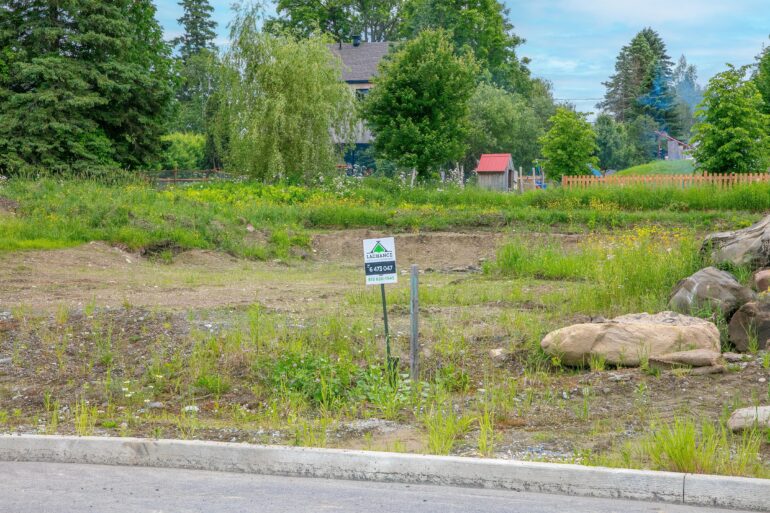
[409,265,419,381]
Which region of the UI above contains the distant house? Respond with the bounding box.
[656,131,693,161]
[329,38,392,168]
[475,154,517,191]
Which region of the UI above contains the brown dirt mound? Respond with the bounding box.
[312,229,504,270]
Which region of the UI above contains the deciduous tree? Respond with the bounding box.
[362,29,478,177]
[465,83,543,169]
[214,5,356,182]
[692,65,770,174]
[539,108,598,181]
[401,0,529,94]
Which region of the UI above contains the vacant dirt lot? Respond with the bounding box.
[1,230,769,466]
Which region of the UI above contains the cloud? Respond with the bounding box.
[556,0,739,25]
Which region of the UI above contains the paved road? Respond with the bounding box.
[0,462,754,513]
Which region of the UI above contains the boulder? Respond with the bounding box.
[702,215,770,269]
[541,311,720,367]
[649,348,722,369]
[751,269,770,292]
[728,299,770,352]
[668,267,755,316]
[727,406,770,432]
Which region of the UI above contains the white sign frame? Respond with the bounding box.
[363,237,397,285]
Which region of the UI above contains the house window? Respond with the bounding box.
[356,89,370,100]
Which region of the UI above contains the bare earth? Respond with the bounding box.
[1,231,769,464]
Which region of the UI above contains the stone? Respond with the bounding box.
[147,402,165,410]
[649,349,722,369]
[751,269,770,292]
[728,299,770,352]
[727,406,770,432]
[722,352,748,363]
[668,267,755,317]
[540,311,720,367]
[702,215,770,269]
[690,365,725,375]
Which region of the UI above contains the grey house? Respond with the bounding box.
[329,39,392,168]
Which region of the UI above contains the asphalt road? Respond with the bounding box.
[0,461,754,513]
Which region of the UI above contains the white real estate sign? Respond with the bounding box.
[363,237,397,285]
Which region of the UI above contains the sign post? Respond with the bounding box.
[363,237,397,375]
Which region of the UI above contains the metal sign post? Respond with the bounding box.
[363,237,397,375]
[409,264,419,381]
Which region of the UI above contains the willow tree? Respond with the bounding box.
[215,6,356,182]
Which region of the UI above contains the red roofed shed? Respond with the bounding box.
[475,154,516,191]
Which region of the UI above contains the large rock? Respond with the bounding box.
[702,215,770,269]
[728,299,770,352]
[727,406,770,432]
[668,267,755,317]
[541,311,721,367]
[649,348,722,369]
[751,268,770,292]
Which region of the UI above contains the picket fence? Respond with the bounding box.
[561,172,770,189]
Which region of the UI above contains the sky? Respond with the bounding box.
[156,0,770,114]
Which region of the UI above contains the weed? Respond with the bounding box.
[423,391,473,455]
[588,353,606,372]
[477,404,495,457]
[73,399,97,436]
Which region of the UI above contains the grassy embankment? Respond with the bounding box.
[0,176,766,255]
[615,160,695,176]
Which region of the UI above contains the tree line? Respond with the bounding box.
[1,1,769,180]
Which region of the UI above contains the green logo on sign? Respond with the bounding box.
[371,241,388,254]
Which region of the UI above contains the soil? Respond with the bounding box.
[1,231,769,465]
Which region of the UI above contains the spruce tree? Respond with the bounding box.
[174,0,218,61]
[0,0,173,174]
[598,27,678,132]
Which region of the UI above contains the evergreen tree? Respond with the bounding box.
[598,28,678,129]
[637,61,681,136]
[174,0,218,61]
[0,0,173,174]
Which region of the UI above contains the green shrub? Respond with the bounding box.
[159,132,207,171]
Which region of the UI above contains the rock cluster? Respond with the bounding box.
[541,215,770,369]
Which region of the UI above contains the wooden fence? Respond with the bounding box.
[144,169,229,185]
[561,172,770,189]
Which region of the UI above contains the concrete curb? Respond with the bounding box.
[0,435,767,511]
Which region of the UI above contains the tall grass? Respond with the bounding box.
[489,227,702,314]
[0,177,764,255]
[589,417,768,478]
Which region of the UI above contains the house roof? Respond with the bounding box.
[328,42,392,83]
[476,154,513,173]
